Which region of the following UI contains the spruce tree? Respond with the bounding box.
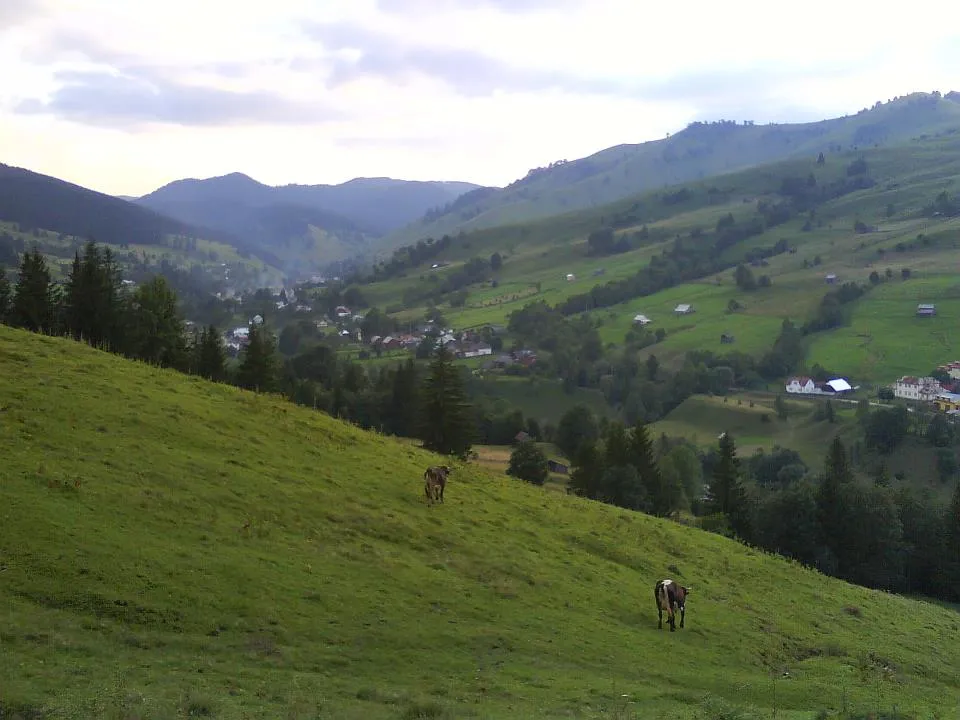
[0,270,10,324]
[568,440,604,499]
[236,323,279,392]
[195,325,227,382]
[629,422,663,514]
[817,436,853,552]
[417,346,474,458]
[11,249,55,332]
[387,359,420,437]
[706,431,751,537]
[63,242,120,347]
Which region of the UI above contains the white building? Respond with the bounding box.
[785,376,817,394]
[633,314,652,326]
[894,376,942,401]
[674,304,694,315]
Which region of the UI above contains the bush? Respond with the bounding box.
[507,440,549,485]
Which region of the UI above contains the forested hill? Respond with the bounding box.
[385,91,960,248]
[0,163,218,249]
[137,173,485,237]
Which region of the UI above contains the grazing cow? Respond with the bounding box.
[423,465,452,504]
[654,579,690,632]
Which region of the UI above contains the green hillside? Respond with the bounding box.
[2,326,960,718]
[359,130,960,390]
[386,91,960,249]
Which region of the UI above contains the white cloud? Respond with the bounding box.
[0,0,957,197]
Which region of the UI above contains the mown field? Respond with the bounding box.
[3,326,960,718]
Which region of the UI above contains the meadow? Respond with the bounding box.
[3,326,960,718]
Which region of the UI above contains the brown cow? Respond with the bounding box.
[654,578,690,632]
[423,465,452,504]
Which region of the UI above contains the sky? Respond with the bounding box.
[1,0,958,197]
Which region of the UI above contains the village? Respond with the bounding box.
[217,284,539,369]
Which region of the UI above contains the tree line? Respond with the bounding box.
[557,413,960,603]
[0,242,478,460]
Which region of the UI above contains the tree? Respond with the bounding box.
[936,448,957,483]
[507,440,549,485]
[734,263,757,291]
[646,354,660,381]
[568,440,604,499]
[278,323,303,356]
[125,276,187,369]
[11,249,55,333]
[629,422,669,515]
[556,404,599,459]
[418,346,474,458]
[774,394,788,420]
[386,359,420,437]
[194,325,227,382]
[490,252,503,271]
[869,270,881,284]
[0,270,10,323]
[824,398,836,423]
[64,241,122,349]
[927,413,953,447]
[705,432,751,538]
[236,323,279,392]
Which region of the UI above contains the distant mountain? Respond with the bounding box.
[386,91,960,248]
[0,163,258,256]
[135,172,483,272]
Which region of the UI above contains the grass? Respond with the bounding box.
[4,326,960,718]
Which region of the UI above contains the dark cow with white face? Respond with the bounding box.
[655,578,690,632]
[423,465,452,504]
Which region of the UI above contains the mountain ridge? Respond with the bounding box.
[383,90,960,250]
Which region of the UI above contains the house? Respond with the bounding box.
[251,314,264,325]
[334,305,351,318]
[785,376,817,394]
[825,273,837,284]
[917,304,937,317]
[935,392,960,413]
[720,333,735,344]
[939,361,960,380]
[565,273,576,282]
[633,314,652,326]
[894,376,942,401]
[547,460,569,475]
[456,343,493,359]
[674,303,694,315]
[822,378,853,394]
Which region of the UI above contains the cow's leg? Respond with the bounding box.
[679,607,685,629]
[668,603,676,632]
[655,589,662,629]
[439,483,444,502]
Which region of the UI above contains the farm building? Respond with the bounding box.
[565,273,576,281]
[825,273,837,284]
[720,333,735,344]
[822,378,853,394]
[785,376,817,394]
[674,303,695,315]
[917,304,937,317]
[894,376,942,401]
[547,460,569,475]
[633,314,652,326]
[939,361,960,380]
[456,343,493,359]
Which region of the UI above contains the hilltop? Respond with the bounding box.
[137,172,484,270]
[2,325,960,718]
[385,91,960,249]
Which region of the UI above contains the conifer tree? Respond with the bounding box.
[236,323,279,392]
[194,325,227,382]
[706,431,751,537]
[817,436,854,559]
[629,422,664,514]
[0,270,10,324]
[64,241,122,348]
[125,275,187,368]
[418,345,473,458]
[11,249,55,333]
[568,440,604,499]
[387,359,420,436]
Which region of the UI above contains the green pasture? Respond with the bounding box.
[4,326,960,717]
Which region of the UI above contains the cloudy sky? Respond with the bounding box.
[2,0,958,197]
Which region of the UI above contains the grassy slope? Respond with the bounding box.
[3,327,960,719]
[385,92,960,248]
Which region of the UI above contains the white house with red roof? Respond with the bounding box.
[894,376,942,401]
[785,376,817,394]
